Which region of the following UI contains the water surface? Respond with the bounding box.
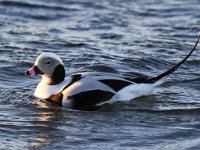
[0,0,200,149]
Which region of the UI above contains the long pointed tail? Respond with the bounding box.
[146,34,200,83]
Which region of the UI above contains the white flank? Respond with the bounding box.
[97,80,163,106]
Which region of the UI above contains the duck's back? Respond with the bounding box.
[61,72,135,110]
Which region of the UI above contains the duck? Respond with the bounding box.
[26,35,199,110]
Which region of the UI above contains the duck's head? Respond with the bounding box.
[26,52,65,85]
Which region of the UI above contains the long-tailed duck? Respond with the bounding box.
[26,35,199,110]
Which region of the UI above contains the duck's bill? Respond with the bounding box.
[25,66,43,76]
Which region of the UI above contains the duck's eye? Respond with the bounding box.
[46,60,52,65]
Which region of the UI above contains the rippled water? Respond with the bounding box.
[0,0,200,149]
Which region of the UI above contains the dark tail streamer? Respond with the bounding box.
[147,34,200,83]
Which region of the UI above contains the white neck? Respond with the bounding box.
[41,76,53,84]
[34,76,72,99]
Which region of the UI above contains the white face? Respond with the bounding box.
[35,52,63,66]
[34,52,63,77]
[26,52,66,85]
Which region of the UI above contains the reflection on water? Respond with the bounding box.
[31,111,55,149]
[27,104,67,149]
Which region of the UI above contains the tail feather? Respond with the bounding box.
[146,34,200,83]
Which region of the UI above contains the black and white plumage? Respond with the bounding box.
[26,35,199,110]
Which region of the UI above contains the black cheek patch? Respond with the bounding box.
[51,64,65,85]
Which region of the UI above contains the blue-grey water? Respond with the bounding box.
[0,0,200,149]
